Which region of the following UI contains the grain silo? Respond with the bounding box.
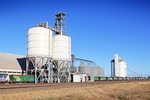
[78,65,92,75]
[78,65,104,78]
[26,23,53,83]
[53,35,71,69]
[52,12,71,82]
[111,54,127,77]
[27,26,52,57]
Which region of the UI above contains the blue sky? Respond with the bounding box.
[0,0,150,76]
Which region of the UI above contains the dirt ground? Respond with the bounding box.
[0,81,150,100]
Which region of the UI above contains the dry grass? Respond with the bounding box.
[0,81,150,100]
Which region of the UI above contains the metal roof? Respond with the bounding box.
[0,52,25,72]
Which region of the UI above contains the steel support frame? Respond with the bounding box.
[53,60,71,83]
[26,56,53,83]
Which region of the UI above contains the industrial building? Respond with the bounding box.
[0,12,104,83]
[70,55,104,82]
[26,12,72,83]
[70,65,104,82]
[111,54,127,77]
[0,52,25,75]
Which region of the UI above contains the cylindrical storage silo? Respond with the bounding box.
[99,67,104,77]
[52,35,71,69]
[91,66,98,76]
[78,65,92,75]
[118,61,127,77]
[97,67,101,76]
[27,27,52,57]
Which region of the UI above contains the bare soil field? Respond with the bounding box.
[0,81,150,100]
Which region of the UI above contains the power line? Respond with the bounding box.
[127,68,142,77]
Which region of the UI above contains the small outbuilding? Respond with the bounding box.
[70,72,90,82]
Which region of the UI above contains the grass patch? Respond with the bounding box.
[0,81,150,100]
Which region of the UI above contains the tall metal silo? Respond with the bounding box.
[79,65,104,77]
[53,35,71,69]
[26,25,53,83]
[52,12,71,82]
[99,66,104,77]
[111,54,127,77]
[78,65,92,75]
[27,27,52,57]
[118,61,127,77]
[91,66,99,76]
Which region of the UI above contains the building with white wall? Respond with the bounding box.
[111,54,127,77]
[0,52,25,75]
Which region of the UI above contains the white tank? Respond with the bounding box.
[53,35,71,60]
[118,61,127,77]
[53,35,71,69]
[111,54,127,77]
[27,27,52,57]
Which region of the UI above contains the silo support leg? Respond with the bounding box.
[58,69,60,83]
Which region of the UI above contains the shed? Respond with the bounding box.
[71,72,89,82]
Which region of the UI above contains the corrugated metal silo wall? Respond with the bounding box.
[78,66,91,75]
[99,67,104,76]
[78,66,104,77]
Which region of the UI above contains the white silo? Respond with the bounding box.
[26,25,53,83]
[51,12,72,82]
[27,27,52,57]
[53,35,71,69]
[119,61,127,77]
[111,54,127,77]
[52,12,71,69]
